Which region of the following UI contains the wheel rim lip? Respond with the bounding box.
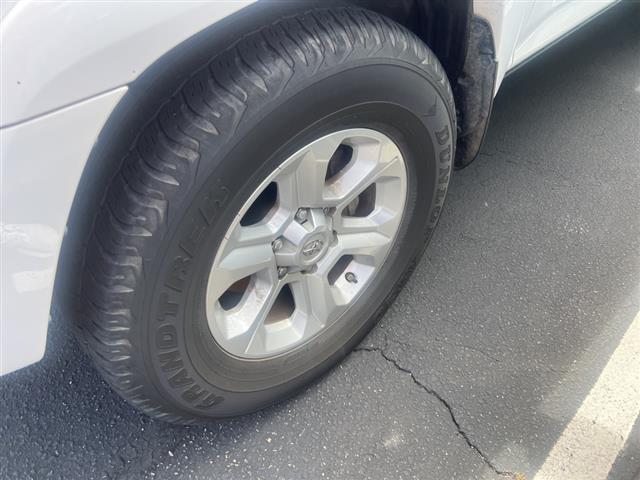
[205,128,408,360]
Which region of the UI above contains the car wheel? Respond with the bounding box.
[78,6,455,423]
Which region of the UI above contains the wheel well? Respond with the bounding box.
[341,0,497,171]
[53,0,475,318]
[342,0,472,81]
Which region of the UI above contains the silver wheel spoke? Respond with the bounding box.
[328,138,404,212]
[318,231,392,275]
[279,133,345,207]
[294,273,341,327]
[229,223,279,248]
[221,277,282,356]
[207,240,276,302]
[334,207,400,239]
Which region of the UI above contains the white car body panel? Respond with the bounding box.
[473,0,533,91]
[512,0,616,68]
[473,0,616,91]
[1,1,255,127]
[0,88,126,374]
[0,0,615,374]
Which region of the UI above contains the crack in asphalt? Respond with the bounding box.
[388,336,502,364]
[354,344,516,479]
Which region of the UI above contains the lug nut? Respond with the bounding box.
[295,208,308,223]
[277,267,288,279]
[272,238,283,251]
[345,272,358,284]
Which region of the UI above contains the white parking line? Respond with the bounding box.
[533,309,640,480]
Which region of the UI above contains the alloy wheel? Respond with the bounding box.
[205,129,408,358]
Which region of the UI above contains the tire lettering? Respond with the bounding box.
[438,167,449,185]
[153,180,232,409]
[157,291,179,322]
[200,180,230,224]
[430,205,441,223]
[439,144,451,164]
[197,393,224,409]
[165,255,191,292]
[158,349,183,373]
[182,384,207,403]
[435,126,450,146]
[157,324,178,349]
[180,215,208,256]
[168,368,194,388]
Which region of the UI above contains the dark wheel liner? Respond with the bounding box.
[77,6,456,423]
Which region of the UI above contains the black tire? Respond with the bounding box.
[78,6,455,423]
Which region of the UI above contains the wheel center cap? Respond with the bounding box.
[296,232,329,266]
[302,239,324,258]
[273,208,333,269]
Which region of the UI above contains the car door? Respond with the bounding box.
[511,0,617,69]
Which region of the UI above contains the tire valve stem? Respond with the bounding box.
[345,272,358,284]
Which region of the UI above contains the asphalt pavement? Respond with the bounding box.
[1,4,639,480]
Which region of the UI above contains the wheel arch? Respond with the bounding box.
[342,1,497,169]
[343,0,473,82]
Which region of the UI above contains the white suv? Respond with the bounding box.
[0,0,617,422]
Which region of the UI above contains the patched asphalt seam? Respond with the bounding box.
[354,345,517,479]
